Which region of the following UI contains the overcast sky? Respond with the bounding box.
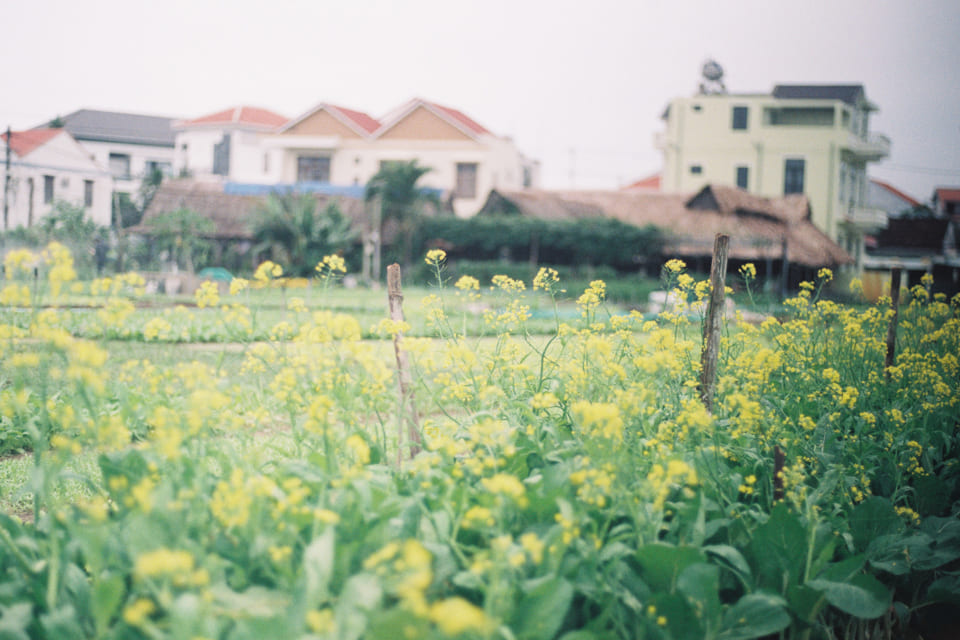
[4,0,958,201]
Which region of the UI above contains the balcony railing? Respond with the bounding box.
[844,132,890,160]
[841,205,888,233]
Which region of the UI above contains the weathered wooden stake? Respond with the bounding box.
[884,267,902,374]
[699,233,730,412]
[387,263,421,464]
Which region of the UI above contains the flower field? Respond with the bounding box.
[1,243,959,639]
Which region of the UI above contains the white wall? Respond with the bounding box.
[3,133,112,229]
[79,139,175,196]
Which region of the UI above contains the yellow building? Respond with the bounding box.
[656,85,889,267]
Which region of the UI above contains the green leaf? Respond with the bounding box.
[0,602,33,640]
[304,528,336,605]
[926,574,960,605]
[703,545,753,584]
[848,497,901,551]
[38,605,84,640]
[806,573,890,619]
[648,592,701,640]
[636,544,705,592]
[92,573,124,634]
[746,504,806,591]
[719,592,791,640]
[514,577,574,640]
[677,563,721,631]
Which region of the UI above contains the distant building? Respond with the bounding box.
[868,178,924,218]
[933,187,960,218]
[657,84,890,269]
[2,128,112,229]
[50,109,178,203]
[172,98,540,218]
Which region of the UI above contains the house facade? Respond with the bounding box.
[54,109,178,203]
[173,98,540,218]
[656,84,890,268]
[2,129,112,230]
[172,106,289,182]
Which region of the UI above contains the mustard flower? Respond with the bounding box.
[429,597,493,636]
[455,275,480,291]
[739,263,757,280]
[425,248,447,266]
[533,267,560,293]
[254,260,283,282]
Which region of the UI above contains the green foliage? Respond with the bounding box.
[365,160,439,270]
[145,208,215,273]
[251,193,357,276]
[418,215,664,271]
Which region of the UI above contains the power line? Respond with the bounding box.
[879,162,959,176]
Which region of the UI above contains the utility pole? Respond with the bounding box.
[3,126,11,232]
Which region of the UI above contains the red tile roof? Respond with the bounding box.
[870,178,920,207]
[935,187,960,202]
[179,106,288,129]
[1,128,62,157]
[328,105,381,135]
[622,173,661,191]
[424,100,490,136]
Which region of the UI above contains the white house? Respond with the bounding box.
[54,109,178,204]
[2,128,112,230]
[171,106,289,181]
[174,98,540,218]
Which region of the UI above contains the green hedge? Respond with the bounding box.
[417,215,664,271]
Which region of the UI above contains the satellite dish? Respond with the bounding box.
[698,59,727,95]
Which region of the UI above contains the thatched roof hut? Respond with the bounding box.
[478,185,852,268]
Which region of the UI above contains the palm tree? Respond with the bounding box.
[251,192,356,276]
[364,160,439,273]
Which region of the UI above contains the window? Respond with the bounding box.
[263,153,270,174]
[691,104,702,112]
[145,161,172,177]
[455,162,478,199]
[689,165,703,175]
[84,180,94,207]
[43,175,55,204]
[784,158,805,195]
[732,106,748,130]
[735,166,749,190]
[297,156,331,182]
[108,153,131,179]
[213,134,231,176]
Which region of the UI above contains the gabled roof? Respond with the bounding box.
[870,179,921,208]
[687,184,811,225]
[281,103,381,137]
[1,128,63,157]
[176,106,288,130]
[772,84,875,109]
[375,98,491,139]
[478,185,851,267]
[51,109,177,147]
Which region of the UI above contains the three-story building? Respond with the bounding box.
[657,84,889,267]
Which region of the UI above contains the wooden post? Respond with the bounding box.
[700,234,729,412]
[884,267,902,374]
[779,235,789,301]
[387,263,421,463]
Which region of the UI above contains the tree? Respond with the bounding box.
[364,160,439,272]
[145,208,215,273]
[251,192,357,276]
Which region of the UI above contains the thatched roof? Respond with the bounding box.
[478,185,853,267]
[133,179,368,240]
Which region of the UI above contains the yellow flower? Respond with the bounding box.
[134,548,196,580]
[122,598,155,626]
[429,597,492,636]
[306,608,336,634]
[664,259,686,274]
[739,263,757,279]
[455,275,480,291]
[425,248,447,266]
